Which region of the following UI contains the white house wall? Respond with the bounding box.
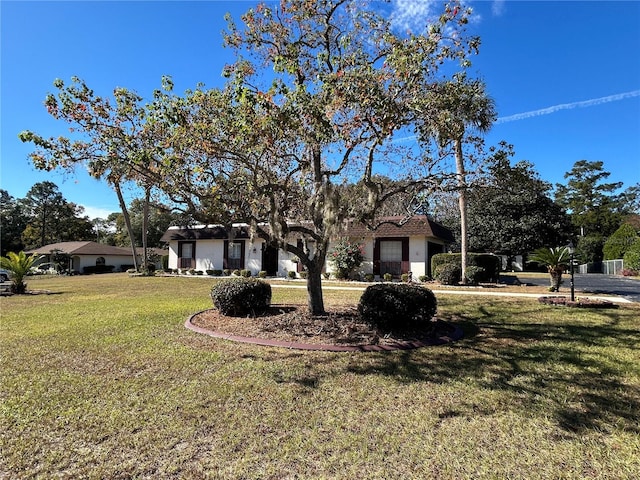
[74,255,134,272]
[168,235,447,279]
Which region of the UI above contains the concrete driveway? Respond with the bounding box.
[518,273,640,303]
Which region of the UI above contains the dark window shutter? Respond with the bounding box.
[373,238,381,275]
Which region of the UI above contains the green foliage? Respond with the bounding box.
[435,263,462,285]
[555,160,633,243]
[223,269,231,276]
[0,251,43,294]
[210,277,272,317]
[240,269,252,278]
[364,273,375,282]
[464,266,485,285]
[161,255,169,271]
[418,275,429,282]
[258,270,267,278]
[466,149,572,255]
[431,253,500,283]
[232,269,241,276]
[287,270,297,279]
[401,273,409,282]
[529,247,570,292]
[623,238,640,271]
[383,273,393,282]
[329,239,364,280]
[206,269,215,276]
[603,223,638,260]
[358,284,437,330]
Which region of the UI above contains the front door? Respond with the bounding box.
[261,244,278,276]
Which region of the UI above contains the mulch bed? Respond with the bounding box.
[538,296,619,308]
[189,305,461,351]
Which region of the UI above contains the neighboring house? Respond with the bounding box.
[160,216,454,280]
[26,241,135,273]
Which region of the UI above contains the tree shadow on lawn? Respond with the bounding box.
[345,307,640,434]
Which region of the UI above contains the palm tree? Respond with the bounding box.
[426,76,497,284]
[529,247,570,292]
[0,251,43,294]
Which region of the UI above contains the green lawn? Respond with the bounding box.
[2,274,639,479]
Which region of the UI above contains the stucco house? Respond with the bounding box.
[27,241,135,273]
[160,215,454,280]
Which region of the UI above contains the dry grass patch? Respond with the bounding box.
[1,274,639,479]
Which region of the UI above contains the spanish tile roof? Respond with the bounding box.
[26,241,134,256]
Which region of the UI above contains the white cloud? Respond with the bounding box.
[80,205,118,220]
[389,0,439,32]
[492,0,506,16]
[497,90,640,124]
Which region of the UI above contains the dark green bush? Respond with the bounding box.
[206,269,215,276]
[358,283,437,330]
[258,270,267,278]
[287,270,297,279]
[464,266,485,285]
[83,265,115,274]
[435,263,461,285]
[431,253,500,283]
[212,269,223,276]
[232,269,241,276]
[240,269,252,277]
[299,271,308,279]
[223,269,231,276]
[161,255,169,271]
[210,277,272,317]
[418,275,429,283]
[364,273,375,282]
[383,273,393,282]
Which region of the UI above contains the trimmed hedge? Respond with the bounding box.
[210,277,272,317]
[435,263,461,285]
[358,283,437,330]
[83,265,115,274]
[431,253,500,283]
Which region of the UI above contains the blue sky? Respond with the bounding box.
[2,1,639,220]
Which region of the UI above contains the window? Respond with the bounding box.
[380,241,402,262]
[96,257,106,266]
[228,242,242,260]
[178,242,196,269]
[224,240,244,270]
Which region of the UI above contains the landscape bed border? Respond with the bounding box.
[185,309,464,352]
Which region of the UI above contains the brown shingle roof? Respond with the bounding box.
[159,225,251,243]
[26,241,133,256]
[346,216,455,242]
[160,216,454,244]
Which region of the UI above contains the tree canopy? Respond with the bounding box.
[133,0,487,313]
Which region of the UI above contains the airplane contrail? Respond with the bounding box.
[496,90,640,124]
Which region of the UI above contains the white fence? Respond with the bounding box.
[577,259,624,275]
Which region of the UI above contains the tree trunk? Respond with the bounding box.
[549,267,563,292]
[455,139,468,285]
[305,257,326,315]
[114,182,139,271]
[142,186,151,272]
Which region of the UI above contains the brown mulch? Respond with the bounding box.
[190,305,456,347]
[538,296,619,308]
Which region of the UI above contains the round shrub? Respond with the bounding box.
[435,263,461,285]
[358,283,437,330]
[210,277,272,317]
[464,266,485,285]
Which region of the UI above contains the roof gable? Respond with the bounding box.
[26,241,133,256]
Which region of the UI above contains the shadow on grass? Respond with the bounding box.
[344,306,640,434]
